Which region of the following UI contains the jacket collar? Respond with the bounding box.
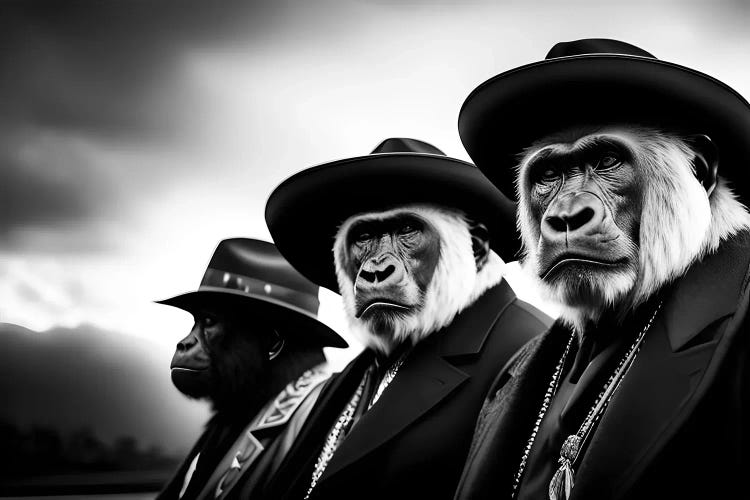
[439,278,517,358]
[572,230,750,499]
[252,364,330,432]
[662,230,750,352]
[319,279,516,482]
[187,365,331,500]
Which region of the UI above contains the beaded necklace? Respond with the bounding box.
[511,301,663,500]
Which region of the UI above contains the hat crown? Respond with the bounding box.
[206,238,316,295]
[202,238,319,314]
[370,137,445,156]
[546,38,655,60]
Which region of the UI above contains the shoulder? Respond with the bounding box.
[488,333,545,393]
[484,296,553,348]
[280,380,327,442]
[472,333,545,430]
[499,297,554,329]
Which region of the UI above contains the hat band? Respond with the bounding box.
[200,268,319,314]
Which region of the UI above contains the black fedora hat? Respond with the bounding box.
[459,38,750,204]
[265,138,519,292]
[157,238,347,348]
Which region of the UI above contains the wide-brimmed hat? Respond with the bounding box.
[459,38,750,204]
[265,138,518,292]
[156,238,347,348]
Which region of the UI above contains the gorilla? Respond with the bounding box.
[156,238,346,500]
[455,39,750,500]
[263,138,549,500]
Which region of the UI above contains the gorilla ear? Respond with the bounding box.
[467,219,490,271]
[687,134,719,197]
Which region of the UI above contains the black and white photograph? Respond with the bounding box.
[1,1,749,499]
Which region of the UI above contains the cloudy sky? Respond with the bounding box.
[2,0,749,366]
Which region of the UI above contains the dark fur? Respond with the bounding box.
[176,311,325,421]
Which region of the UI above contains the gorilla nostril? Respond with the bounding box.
[545,216,568,233]
[375,265,395,282]
[359,269,377,283]
[567,207,596,231]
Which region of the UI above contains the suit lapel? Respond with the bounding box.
[320,344,469,481]
[319,280,517,483]
[572,232,750,499]
[439,279,517,357]
[571,317,719,499]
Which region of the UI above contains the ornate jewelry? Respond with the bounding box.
[304,351,409,499]
[268,329,284,361]
[510,330,576,499]
[548,301,661,500]
[305,375,366,499]
[512,301,663,500]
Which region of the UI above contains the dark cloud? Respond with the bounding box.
[0,127,117,247]
[0,0,284,140]
[0,149,89,228]
[0,0,288,249]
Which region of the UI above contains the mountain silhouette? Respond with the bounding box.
[0,322,210,458]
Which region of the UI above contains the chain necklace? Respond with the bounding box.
[304,376,365,500]
[304,351,408,499]
[510,328,576,499]
[511,301,663,500]
[369,353,407,410]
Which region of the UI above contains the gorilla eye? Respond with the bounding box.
[533,166,559,196]
[598,154,621,170]
[398,223,417,235]
[200,315,217,328]
[354,231,371,244]
[540,168,558,182]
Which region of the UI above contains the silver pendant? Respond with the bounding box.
[548,435,581,500]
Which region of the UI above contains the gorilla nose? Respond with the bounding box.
[542,192,605,240]
[358,254,404,288]
[176,333,198,352]
[359,264,396,284]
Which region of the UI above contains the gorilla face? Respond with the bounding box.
[516,125,729,329]
[520,130,641,309]
[170,307,269,412]
[343,211,441,339]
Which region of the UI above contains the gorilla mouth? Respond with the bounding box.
[170,366,208,374]
[542,256,628,280]
[356,299,411,318]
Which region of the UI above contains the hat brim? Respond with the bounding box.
[265,153,519,292]
[459,54,750,204]
[156,288,348,348]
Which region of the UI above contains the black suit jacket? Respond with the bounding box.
[455,231,750,500]
[263,280,550,500]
